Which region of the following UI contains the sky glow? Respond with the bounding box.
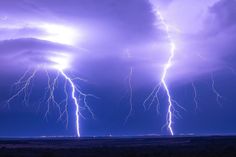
[0,0,236,137]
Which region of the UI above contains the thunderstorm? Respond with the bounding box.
[0,0,236,139]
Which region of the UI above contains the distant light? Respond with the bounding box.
[39,23,80,46]
[47,53,71,70]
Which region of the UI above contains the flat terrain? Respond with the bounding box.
[0,136,236,157]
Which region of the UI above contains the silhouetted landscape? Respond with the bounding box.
[0,136,236,157]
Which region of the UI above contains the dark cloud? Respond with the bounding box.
[0,38,72,55]
[0,0,161,58]
[0,0,157,41]
[210,0,236,27]
[0,0,167,85]
[207,0,236,34]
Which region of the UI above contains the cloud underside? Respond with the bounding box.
[0,0,235,84]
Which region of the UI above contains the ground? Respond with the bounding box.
[0,136,236,157]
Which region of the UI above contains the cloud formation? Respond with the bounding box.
[0,0,235,85]
[148,0,236,82]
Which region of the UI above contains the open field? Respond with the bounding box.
[0,136,236,157]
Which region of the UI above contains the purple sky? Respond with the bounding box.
[0,0,235,84]
[0,0,236,136]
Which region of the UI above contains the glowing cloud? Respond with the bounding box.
[47,53,72,70]
[39,23,80,45]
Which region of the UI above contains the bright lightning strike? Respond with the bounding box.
[160,40,175,136]
[7,59,94,137]
[59,69,80,137]
[6,23,94,137]
[152,10,176,135]
[143,8,178,135]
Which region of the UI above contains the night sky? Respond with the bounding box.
[0,0,236,137]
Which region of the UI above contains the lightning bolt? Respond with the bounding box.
[59,69,80,137]
[7,68,38,106]
[5,23,98,137]
[44,70,61,119]
[7,58,99,138]
[143,8,178,135]
[124,67,133,124]
[7,67,96,137]
[192,82,199,111]
[211,74,223,106]
[160,40,175,136]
